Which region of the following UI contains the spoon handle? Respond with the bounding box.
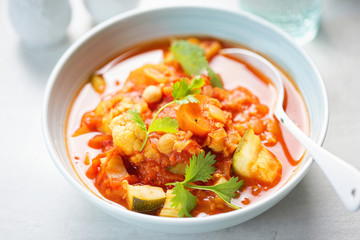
[276,109,360,211]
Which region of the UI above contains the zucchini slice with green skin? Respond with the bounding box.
[159,190,181,217]
[232,129,282,184]
[125,182,166,212]
[168,162,187,175]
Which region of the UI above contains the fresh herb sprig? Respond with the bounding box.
[170,40,223,88]
[167,151,243,217]
[128,109,178,151]
[128,77,205,151]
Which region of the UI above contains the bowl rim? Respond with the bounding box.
[42,5,329,226]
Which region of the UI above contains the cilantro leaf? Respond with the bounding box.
[170,40,223,88]
[167,152,243,216]
[188,76,206,94]
[184,151,216,184]
[182,177,243,209]
[172,77,205,105]
[170,40,208,76]
[172,77,205,102]
[198,177,243,202]
[127,109,146,131]
[174,95,198,105]
[129,77,204,151]
[148,117,178,133]
[206,67,223,88]
[171,182,197,217]
[172,79,189,100]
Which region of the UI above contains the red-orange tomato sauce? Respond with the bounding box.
[66,38,308,217]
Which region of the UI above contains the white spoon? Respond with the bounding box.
[221,48,360,211]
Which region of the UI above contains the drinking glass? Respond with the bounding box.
[239,0,323,44]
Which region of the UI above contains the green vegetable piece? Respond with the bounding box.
[126,182,166,212]
[170,40,223,88]
[127,109,147,131]
[167,151,243,217]
[208,177,243,203]
[148,117,178,134]
[159,190,181,217]
[168,162,187,175]
[232,129,281,184]
[206,66,223,88]
[172,77,205,105]
[170,40,208,76]
[128,76,205,151]
[171,182,197,217]
[184,151,216,184]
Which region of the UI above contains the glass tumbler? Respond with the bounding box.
[239,0,323,44]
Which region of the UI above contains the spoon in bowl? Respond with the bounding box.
[221,48,360,211]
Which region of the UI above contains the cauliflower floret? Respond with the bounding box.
[101,98,148,134]
[128,141,161,165]
[98,109,114,134]
[94,94,123,116]
[110,113,146,156]
[113,97,148,116]
[95,95,149,135]
[143,143,161,160]
[130,154,144,164]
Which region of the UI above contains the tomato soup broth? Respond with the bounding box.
[66,38,308,217]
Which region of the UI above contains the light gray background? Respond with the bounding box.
[1,0,359,239]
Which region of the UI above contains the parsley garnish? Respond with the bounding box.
[170,40,208,76]
[128,77,205,151]
[167,151,243,217]
[128,109,147,131]
[127,111,178,152]
[172,76,204,105]
[184,151,216,183]
[172,182,197,218]
[170,40,223,88]
[148,117,178,133]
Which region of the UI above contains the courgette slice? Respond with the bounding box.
[168,163,186,175]
[125,182,166,212]
[159,190,181,217]
[232,129,281,184]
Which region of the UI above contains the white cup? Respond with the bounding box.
[9,0,72,49]
[84,0,139,24]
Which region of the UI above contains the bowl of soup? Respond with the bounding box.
[43,6,328,233]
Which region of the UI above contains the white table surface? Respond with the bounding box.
[1,0,360,239]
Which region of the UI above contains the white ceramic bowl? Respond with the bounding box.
[43,6,328,233]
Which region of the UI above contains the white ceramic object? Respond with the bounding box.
[9,0,72,49]
[221,48,360,212]
[84,0,139,24]
[43,6,328,233]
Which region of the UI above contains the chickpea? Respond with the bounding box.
[142,85,162,103]
[158,133,177,154]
